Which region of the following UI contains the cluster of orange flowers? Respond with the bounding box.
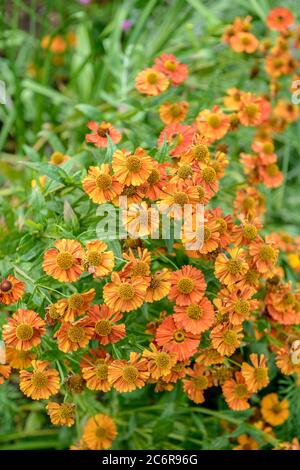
[1,6,300,450]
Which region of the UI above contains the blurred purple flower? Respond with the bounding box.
[122,19,132,31]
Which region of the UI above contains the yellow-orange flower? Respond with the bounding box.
[108,352,149,392]
[46,402,75,427]
[43,239,84,282]
[159,101,189,124]
[54,319,94,353]
[215,247,249,286]
[0,275,25,305]
[55,288,95,322]
[241,353,269,392]
[145,269,171,303]
[83,240,115,278]
[135,68,169,96]
[81,349,112,392]
[112,148,153,186]
[83,414,117,450]
[261,393,289,426]
[82,164,123,204]
[3,309,45,351]
[143,343,177,380]
[222,371,251,410]
[103,272,147,313]
[20,360,60,400]
[211,322,243,356]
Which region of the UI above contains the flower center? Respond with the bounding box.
[177,277,194,294]
[32,371,48,388]
[217,218,227,234]
[131,261,150,277]
[193,144,209,161]
[201,167,216,183]
[227,259,242,275]
[241,35,251,45]
[59,404,74,419]
[68,294,84,310]
[95,320,112,336]
[193,375,208,390]
[187,304,203,320]
[56,252,74,270]
[243,196,255,210]
[122,365,138,383]
[197,185,205,200]
[126,156,142,173]
[245,268,258,285]
[245,103,259,117]
[234,383,248,398]
[207,114,221,128]
[271,403,282,414]
[0,279,12,292]
[155,352,171,369]
[147,169,160,185]
[164,60,177,71]
[96,174,112,190]
[97,125,110,137]
[243,224,257,240]
[223,330,237,345]
[259,245,275,261]
[235,300,250,316]
[170,104,182,117]
[16,324,34,341]
[51,151,64,164]
[47,304,60,319]
[283,293,294,305]
[177,165,192,179]
[173,329,186,343]
[173,192,189,206]
[123,185,137,196]
[67,325,85,343]
[118,283,135,300]
[87,251,103,266]
[95,361,108,380]
[147,72,158,84]
[254,367,267,382]
[266,163,278,177]
[95,426,108,439]
[150,276,161,289]
[262,142,274,154]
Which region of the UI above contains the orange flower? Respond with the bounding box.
[157,123,195,157]
[43,239,84,282]
[82,164,123,204]
[83,240,115,278]
[50,151,70,165]
[249,240,278,276]
[46,402,75,427]
[215,247,249,286]
[214,286,258,325]
[55,288,95,322]
[223,88,243,110]
[159,101,189,124]
[54,319,94,353]
[222,372,251,410]
[266,7,294,32]
[135,68,169,96]
[85,121,121,148]
[103,272,147,313]
[19,360,60,400]
[84,304,126,345]
[81,348,112,392]
[168,265,206,306]
[154,53,188,85]
[196,347,224,366]
[158,181,200,219]
[142,343,177,380]
[238,93,270,126]
[6,347,36,369]
[122,247,151,280]
[108,352,149,392]
[112,148,153,186]
[145,269,171,303]
[0,275,25,305]
[261,393,289,426]
[41,35,67,53]
[241,354,269,392]
[258,163,283,188]
[156,315,200,361]
[3,309,45,351]
[196,106,230,142]
[174,296,215,334]
[183,364,212,404]
[143,162,168,201]
[229,32,259,53]
[83,413,117,450]
[211,322,243,356]
[233,434,259,450]
[0,364,11,384]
